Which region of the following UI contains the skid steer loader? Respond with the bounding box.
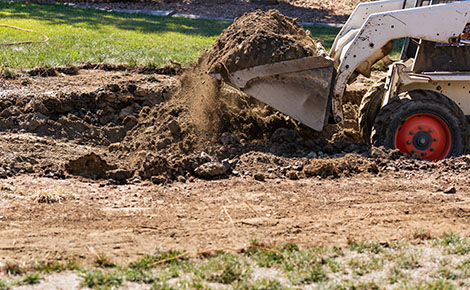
[211,0,470,161]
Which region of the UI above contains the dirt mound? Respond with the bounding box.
[0,56,379,184]
[207,9,318,74]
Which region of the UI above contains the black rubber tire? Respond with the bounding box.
[371,90,469,158]
[358,79,386,143]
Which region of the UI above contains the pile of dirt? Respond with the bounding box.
[207,9,319,74]
[112,50,364,183]
[111,5,362,169]
[0,61,459,184]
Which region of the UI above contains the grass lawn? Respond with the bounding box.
[0,1,344,69]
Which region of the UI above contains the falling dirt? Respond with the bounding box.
[207,9,319,74]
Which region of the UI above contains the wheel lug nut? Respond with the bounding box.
[421,152,426,157]
[407,140,411,145]
[409,131,414,135]
[430,148,435,152]
[412,149,416,154]
[419,126,423,130]
[433,138,438,142]
[429,129,433,133]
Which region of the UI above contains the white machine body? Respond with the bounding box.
[330,0,470,123]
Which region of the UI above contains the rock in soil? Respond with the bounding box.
[444,186,457,194]
[151,175,167,185]
[254,173,266,181]
[107,168,134,182]
[194,162,228,178]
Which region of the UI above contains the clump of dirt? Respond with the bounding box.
[303,154,379,178]
[65,153,116,179]
[207,9,319,74]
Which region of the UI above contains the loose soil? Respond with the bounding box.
[2,165,470,267]
[207,10,318,74]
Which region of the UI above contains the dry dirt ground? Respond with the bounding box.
[2,168,470,267]
[1,65,470,269]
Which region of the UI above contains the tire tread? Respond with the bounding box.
[371,90,469,157]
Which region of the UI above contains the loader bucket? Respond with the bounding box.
[210,56,335,132]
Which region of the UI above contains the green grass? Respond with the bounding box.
[0,1,229,69]
[305,25,340,51]
[0,280,8,290]
[33,259,81,273]
[237,279,286,290]
[80,269,123,288]
[196,252,250,284]
[348,239,384,254]
[129,250,186,270]
[93,253,115,268]
[20,273,41,285]
[388,266,406,284]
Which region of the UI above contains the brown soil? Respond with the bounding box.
[2,163,470,266]
[207,10,318,74]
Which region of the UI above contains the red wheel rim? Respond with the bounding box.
[394,113,452,161]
